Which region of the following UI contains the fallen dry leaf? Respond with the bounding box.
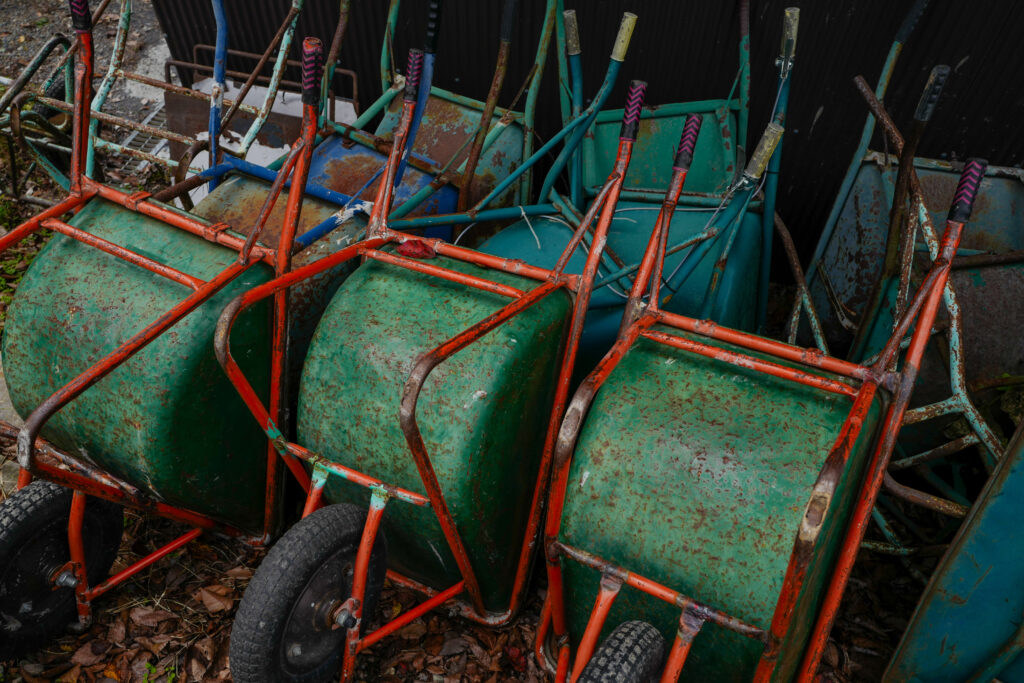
[194,584,235,613]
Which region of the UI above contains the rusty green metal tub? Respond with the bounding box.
[296,253,571,612]
[558,329,885,680]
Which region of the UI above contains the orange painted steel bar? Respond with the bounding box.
[85,528,204,600]
[570,577,623,682]
[796,215,972,680]
[341,494,388,681]
[357,581,467,653]
[640,327,859,398]
[659,611,705,683]
[364,248,526,298]
[42,218,206,290]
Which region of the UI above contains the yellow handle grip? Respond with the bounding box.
[611,12,637,62]
[744,122,785,180]
[781,7,799,61]
[564,10,581,56]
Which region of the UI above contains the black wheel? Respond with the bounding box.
[230,503,388,683]
[578,620,667,683]
[0,480,124,662]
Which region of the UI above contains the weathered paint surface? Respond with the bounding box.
[298,253,571,612]
[809,160,1024,366]
[377,93,524,207]
[559,329,883,680]
[583,103,738,197]
[885,425,1024,683]
[479,202,761,373]
[193,174,367,402]
[1,198,272,531]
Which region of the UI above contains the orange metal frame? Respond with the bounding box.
[0,3,327,626]
[214,74,651,677]
[536,108,985,680]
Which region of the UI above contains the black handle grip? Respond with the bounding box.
[896,0,930,43]
[69,0,92,31]
[404,48,425,102]
[914,64,950,123]
[500,0,520,43]
[424,0,442,54]
[674,114,703,170]
[301,38,325,106]
[948,158,987,224]
[619,80,647,142]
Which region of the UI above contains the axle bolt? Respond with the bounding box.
[334,609,357,630]
[55,571,79,589]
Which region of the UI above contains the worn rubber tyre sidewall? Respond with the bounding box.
[0,480,124,662]
[229,503,387,683]
[578,620,667,683]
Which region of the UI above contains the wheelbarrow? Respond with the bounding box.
[535,91,988,680]
[884,419,1024,682]
[0,1,336,657]
[214,71,651,680]
[478,4,798,377]
[793,0,1011,592]
[3,0,318,195]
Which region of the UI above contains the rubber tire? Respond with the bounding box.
[229,503,388,683]
[0,480,124,662]
[578,620,667,683]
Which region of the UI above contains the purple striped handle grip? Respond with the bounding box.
[404,48,425,102]
[948,158,987,223]
[69,0,92,31]
[301,37,325,106]
[619,80,647,141]
[673,114,703,170]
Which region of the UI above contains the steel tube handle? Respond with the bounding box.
[611,12,638,62]
[913,64,950,123]
[404,48,425,102]
[500,0,519,43]
[743,122,785,180]
[301,37,325,106]
[948,158,987,224]
[69,0,92,31]
[425,0,442,53]
[780,7,799,62]
[564,10,581,56]
[619,80,647,141]
[673,114,703,171]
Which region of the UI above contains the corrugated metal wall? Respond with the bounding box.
[152,0,1024,273]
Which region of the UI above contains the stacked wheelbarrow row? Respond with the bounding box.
[0,0,334,656]
[479,2,797,378]
[216,77,653,680]
[533,83,989,678]
[0,0,559,661]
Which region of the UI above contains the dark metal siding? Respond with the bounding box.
[152,0,1024,272]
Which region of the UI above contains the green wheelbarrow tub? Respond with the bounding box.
[298,253,571,613]
[559,328,885,681]
[884,423,1024,683]
[2,198,273,532]
[582,99,740,200]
